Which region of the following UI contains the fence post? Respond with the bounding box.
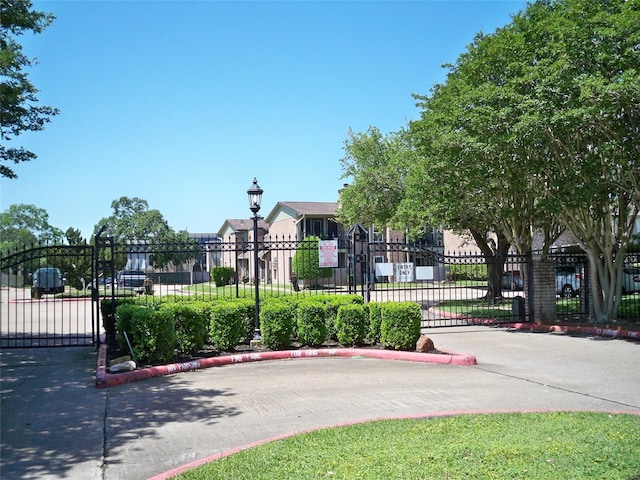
[531,254,557,324]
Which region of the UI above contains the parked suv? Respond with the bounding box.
[556,266,581,298]
[31,267,65,298]
[117,270,146,290]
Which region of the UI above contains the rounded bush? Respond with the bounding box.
[297,300,327,346]
[209,302,245,350]
[260,299,296,350]
[115,304,176,364]
[367,302,383,343]
[380,302,421,351]
[335,304,368,346]
[159,302,208,355]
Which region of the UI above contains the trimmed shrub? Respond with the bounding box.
[335,304,368,346]
[211,267,235,286]
[209,302,245,351]
[322,295,364,341]
[447,263,488,282]
[115,304,176,364]
[297,299,327,346]
[159,302,209,355]
[380,302,421,351]
[260,299,296,350]
[291,236,333,286]
[368,302,383,343]
[235,298,257,343]
[101,297,137,345]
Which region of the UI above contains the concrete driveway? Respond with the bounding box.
[1,326,639,479]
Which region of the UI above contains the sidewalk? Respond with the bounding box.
[1,326,639,480]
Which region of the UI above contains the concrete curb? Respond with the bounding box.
[95,343,477,388]
[430,308,640,341]
[147,409,640,480]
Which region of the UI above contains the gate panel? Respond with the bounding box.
[1,244,96,348]
[365,239,530,327]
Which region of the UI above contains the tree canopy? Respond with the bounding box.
[338,0,640,320]
[0,0,59,179]
[0,203,63,251]
[93,196,199,270]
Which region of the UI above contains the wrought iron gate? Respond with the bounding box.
[1,243,97,348]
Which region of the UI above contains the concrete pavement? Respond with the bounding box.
[1,326,639,480]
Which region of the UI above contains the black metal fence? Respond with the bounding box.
[1,243,97,348]
[2,236,639,348]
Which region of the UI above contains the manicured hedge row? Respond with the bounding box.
[106,295,422,365]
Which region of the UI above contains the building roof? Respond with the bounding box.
[217,218,269,237]
[277,201,338,216]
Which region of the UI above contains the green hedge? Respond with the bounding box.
[448,263,488,281]
[110,295,425,364]
[380,302,421,351]
[296,299,328,346]
[209,302,245,350]
[335,304,368,346]
[320,295,363,341]
[159,302,209,354]
[115,304,176,364]
[260,299,296,349]
[211,267,235,286]
[101,297,137,345]
[367,302,383,344]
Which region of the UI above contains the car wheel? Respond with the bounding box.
[562,285,574,298]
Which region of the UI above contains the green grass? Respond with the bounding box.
[435,299,512,320]
[175,412,640,480]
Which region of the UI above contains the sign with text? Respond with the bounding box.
[318,239,339,268]
[395,262,414,282]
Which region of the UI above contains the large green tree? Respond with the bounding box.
[94,197,198,270]
[0,203,63,251]
[511,0,640,321]
[407,0,639,321]
[0,0,59,179]
[337,127,412,230]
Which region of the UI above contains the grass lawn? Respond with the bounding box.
[434,298,512,320]
[175,412,640,480]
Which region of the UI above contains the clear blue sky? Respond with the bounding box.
[1,0,526,239]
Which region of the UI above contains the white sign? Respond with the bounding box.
[416,266,434,280]
[318,239,339,268]
[375,263,394,277]
[395,263,414,282]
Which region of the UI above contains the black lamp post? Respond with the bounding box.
[247,177,263,340]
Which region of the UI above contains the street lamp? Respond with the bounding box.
[247,177,263,341]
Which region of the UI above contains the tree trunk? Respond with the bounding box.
[469,229,511,304]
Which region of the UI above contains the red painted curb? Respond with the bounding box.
[147,409,640,480]
[95,343,476,388]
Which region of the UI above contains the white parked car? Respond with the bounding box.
[622,266,640,294]
[556,266,581,298]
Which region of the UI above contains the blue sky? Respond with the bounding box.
[1,0,526,239]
